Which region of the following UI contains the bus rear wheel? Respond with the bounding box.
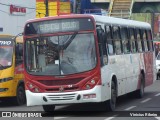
[43,105,55,113]
[135,74,145,98]
[15,85,26,105]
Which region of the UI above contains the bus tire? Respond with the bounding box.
[43,105,55,113]
[135,74,145,98]
[105,81,117,111]
[15,85,26,105]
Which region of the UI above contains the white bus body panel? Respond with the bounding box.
[101,53,144,98]
[26,86,103,106]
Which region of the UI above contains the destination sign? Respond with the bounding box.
[39,21,79,33]
[25,18,94,35]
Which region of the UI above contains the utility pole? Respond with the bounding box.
[44,0,49,17]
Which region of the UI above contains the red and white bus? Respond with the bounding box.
[23,14,156,112]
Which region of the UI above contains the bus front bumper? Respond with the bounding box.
[26,86,103,106]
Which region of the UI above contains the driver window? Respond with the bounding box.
[15,43,23,66]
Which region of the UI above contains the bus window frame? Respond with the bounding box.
[129,27,138,53]
[147,30,154,52]
[141,29,149,52]
[96,24,108,66]
[105,24,115,55]
[120,26,131,54]
[112,25,123,55]
[145,29,150,52]
[135,28,143,53]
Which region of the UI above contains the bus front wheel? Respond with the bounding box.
[104,81,117,111]
[15,85,26,105]
[43,105,55,113]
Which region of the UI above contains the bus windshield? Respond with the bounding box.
[25,33,97,76]
[0,39,13,69]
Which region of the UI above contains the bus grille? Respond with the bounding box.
[46,93,76,101]
[45,86,79,92]
[38,78,84,86]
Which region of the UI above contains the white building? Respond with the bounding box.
[0,0,36,36]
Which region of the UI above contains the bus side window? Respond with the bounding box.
[97,25,108,66]
[121,27,130,54]
[129,28,137,53]
[136,29,143,52]
[147,30,153,51]
[15,43,23,66]
[141,29,148,52]
[105,25,114,55]
[113,26,122,55]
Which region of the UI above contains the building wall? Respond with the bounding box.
[0,0,36,36]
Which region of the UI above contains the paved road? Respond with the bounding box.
[0,80,160,120]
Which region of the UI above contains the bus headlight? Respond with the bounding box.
[0,77,13,83]
[82,77,99,90]
[27,82,41,93]
[0,88,8,92]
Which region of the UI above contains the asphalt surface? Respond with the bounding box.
[0,80,160,120]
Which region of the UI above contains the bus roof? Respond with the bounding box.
[25,14,151,29]
[0,34,13,38]
[0,35,23,43]
[92,15,151,29]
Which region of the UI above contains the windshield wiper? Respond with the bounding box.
[59,31,78,50]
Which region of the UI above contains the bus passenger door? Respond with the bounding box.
[121,27,133,94]
[127,28,139,92]
[96,25,110,99]
[113,26,126,96]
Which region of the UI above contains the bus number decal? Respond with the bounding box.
[0,41,12,46]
